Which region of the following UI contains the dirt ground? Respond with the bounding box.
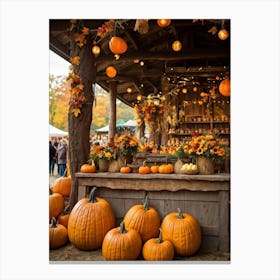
[49,168,230,262]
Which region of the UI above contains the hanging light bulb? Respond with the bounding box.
[172,40,182,52]
[92,45,100,56]
[218,29,229,40]
[137,95,142,101]
[157,19,171,28]
[182,88,187,94]
[127,87,132,93]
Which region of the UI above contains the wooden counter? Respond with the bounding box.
[76,172,230,253]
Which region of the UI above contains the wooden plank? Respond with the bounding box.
[218,191,230,252]
[148,190,219,202]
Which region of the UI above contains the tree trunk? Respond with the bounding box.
[68,28,96,209]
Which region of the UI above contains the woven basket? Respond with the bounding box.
[197,156,215,175]
[98,159,110,172]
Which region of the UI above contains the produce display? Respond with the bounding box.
[68,187,115,250]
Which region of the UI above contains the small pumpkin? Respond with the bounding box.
[68,187,115,250]
[142,228,174,261]
[51,171,71,197]
[120,166,131,174]
[49,217,68,249]
[150,165,159,174]
[161,208,201,256]
[123,195,161,243]
[80,161,96,173]
[57,208,70,228]
[109,36,128,55]
[139,163,150,174]
[49,188,65,222]
[158,164,173,174]
[102,221,142,260]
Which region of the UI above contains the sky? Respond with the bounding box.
[49,50,70,77]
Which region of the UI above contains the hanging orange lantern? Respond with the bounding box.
[109,36,128,54]
[193,86,198,92]
[157,19,171,28]
[92,45,100,56]
[172,40,182,52]
[219,78,230,96]
[106,66,117,78]
[218,29,229,40]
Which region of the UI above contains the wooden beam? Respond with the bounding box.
[108,81,118,142]
[49,36,70,61]
[96,48,229,70]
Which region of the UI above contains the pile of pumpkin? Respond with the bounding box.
[79,160,175,175]
[50,186,202,261]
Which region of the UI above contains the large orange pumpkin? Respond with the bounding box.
[102,221,142,260]
[219,78,230,96]
[109,36,128,54]
[123,195,161,243]
[49,189,64,222]
[68,187,115,250]
[51,175,71,197]
[161,208,201,256]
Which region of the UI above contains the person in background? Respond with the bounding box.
[57,139,68,176]
[49,140,57,175]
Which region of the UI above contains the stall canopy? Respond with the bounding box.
[95,119,135,133]
[49,124,68,137]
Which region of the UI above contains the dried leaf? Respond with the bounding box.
[72,108,81,117]
[70,56,80,65]
[208,26,218,35]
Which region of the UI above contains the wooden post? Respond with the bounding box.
[68,21,96,210]
[108,81,118,142]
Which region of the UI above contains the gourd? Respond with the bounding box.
[80,161,96,173]
[142,228,174,261]
[109,36,128,54]
[161,208,201,256]
[68,187,115,250]
[102,221,142,260]
[123,195,161,242]
[49,188,64,222]
[49,217,68,249]
[120,166,131,173]
[51,171,71,196]
[158,164,173,174]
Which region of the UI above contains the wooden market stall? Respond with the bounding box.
[49,19,231,259]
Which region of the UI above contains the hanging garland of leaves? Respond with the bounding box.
[67,20,91,117]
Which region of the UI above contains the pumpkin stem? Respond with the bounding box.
[51,217,57,228]
[156,228,163,243]
[119,221,127,234]
[49,187,53,195]
[177,208,184,219]
[89,187,98,203]
[143,195,149,210]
